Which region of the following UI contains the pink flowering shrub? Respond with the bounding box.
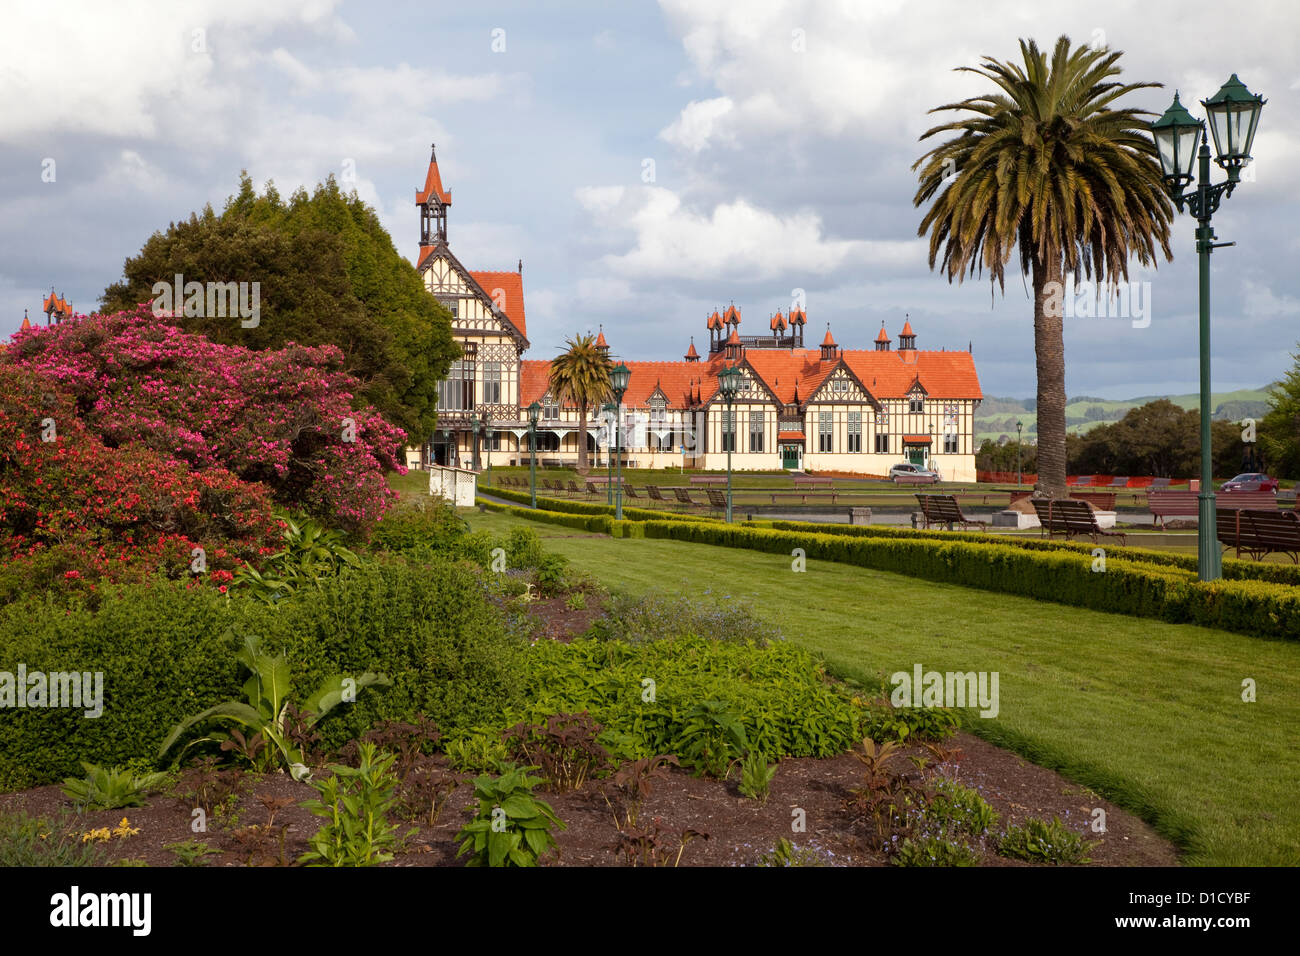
[0,364,281,600]
[4,307,407,534]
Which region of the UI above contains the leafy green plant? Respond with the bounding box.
[672,699,749,778]
[455,763,565,867]
[159,632,391,780]
[0,811,105,867]
[893,835,982,867]
[503,711,611,792]
[170,757,247,823]
[60,763,169,810]
[998,816,1093,864]
[506,527,546,570]
[444,729,510,774]
[299,743,414,866]
[860,700,960,743]
[927,779,999,837]
[585,591,784,646]
[757,838,830,867]
[565,591,587,611]
[737,751,777,803]
[534,553,569,593]
[165,839,221,866]
[232,513,360,604]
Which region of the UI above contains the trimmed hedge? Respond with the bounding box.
[762,519,1300,587]
[643,521,1300,641]
[0,558,527,790]
[481,484,716,524]
[477,499,613,534]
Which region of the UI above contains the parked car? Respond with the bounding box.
[1221,473,1279,493]
[889,463,939,483]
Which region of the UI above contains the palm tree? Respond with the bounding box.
[913,36,1173,496]
[548,333,612,475]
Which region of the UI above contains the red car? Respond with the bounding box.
[1220,473,1278,492]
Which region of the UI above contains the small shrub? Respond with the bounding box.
[444,729,510,774]
[607,818,708,867]
[506,527,546,570]
[737,752,777,803]
[606,754,679,831]
[860,700,959,743]
[926,779,999,837]
[534,553,569,594]
[60,763,170,810]
[565,591,587,611]
[587,591,783,646]
[998,816,1093,864]
[503,711,611,792]
[672,699,749,779]
[456,763,565,867]
[893,834,982,867]
[165,839,222,867]
[757,838,835,867]
[843,738,928,849]
[0,811,104,867]
[299,743,414,866]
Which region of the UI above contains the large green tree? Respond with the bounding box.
[913,36,1174,497]
[1260,347,1300,479]
[548,333,611,475]
[102,173,458,441]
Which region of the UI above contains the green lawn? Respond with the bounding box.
[462,507,1300,867]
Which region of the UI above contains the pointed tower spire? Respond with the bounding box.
[416,142,452,248]
[595,324,610,355]
[685,336,700,362]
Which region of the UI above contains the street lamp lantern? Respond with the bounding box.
[717,365,743,523]
[609,364,631,520]
[1202,74,1266,179]
[527,400,541,510]
[1149,75,1264,582]
[1151,92,1203,188]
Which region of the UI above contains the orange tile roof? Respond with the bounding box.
[469,270,526,338]
[723,304,741,325]
[903,435,932,443]
[875,324,890,343]
[595,330,608,348]
[821,327,836,347]
[725,328,741,345]
[707,310,722,330]
[517,346,980,413]
[685,341,699,359]
[900,319,915,338]
[770,311,787,331]
[415,147,452,205]
[788,307,806,326]
[778,430,805,441]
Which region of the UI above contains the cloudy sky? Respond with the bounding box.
[2,0,1298,399]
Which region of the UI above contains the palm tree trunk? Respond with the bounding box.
[577,400,589,475]
[1033,253,1069,497]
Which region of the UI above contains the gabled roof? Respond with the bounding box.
[723,303,741,325]
[788,307,806,326]
[470,271,526,339]
[415,144,452,206]
[707,310,723,330]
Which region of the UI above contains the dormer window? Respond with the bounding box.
[542,394,559,419]
[909,396,924,413]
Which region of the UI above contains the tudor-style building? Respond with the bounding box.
[417,146,982,480]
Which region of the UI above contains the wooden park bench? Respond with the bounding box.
[1031,498,1127,546]
[1148,490,1199,528]
[706,488,728,514]
[1067,475,1093,488]
[915,494,988,531]
[645,485,668,504]
[622,484,640,500]
[1217,490,1280,511]
[1217,508,1300,562]
[673,487,702,509]
[690,475,727,486]
[566,480,584,496]
[585,480,602,496]
[1069,491,1117,510]
[1107,477,1130,489]
[1149,477,1173,490]
[793,475,834,490]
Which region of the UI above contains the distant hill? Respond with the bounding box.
[977,388,1275,444]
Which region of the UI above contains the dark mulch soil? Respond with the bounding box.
[0,596,1180,868]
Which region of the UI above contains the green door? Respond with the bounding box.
[907,446,926,467]
[781,444,801,469]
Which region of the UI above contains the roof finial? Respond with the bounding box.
[430,142,437,161]
[518,259,522,274]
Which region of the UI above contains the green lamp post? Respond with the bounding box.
[601,402,617,506]
[609,363,631,520]
[1151,76,1265,582]
[1016,420,1023,486]
[717,365,742,523]
[527,401,540,509]
[470,414,481,472]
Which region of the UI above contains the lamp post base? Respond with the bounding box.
[1197,492,1222,581]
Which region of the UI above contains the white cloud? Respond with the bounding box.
[575,183,919,280]
[660,97,734,151]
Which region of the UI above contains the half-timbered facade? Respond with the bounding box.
[416,146,982,480]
